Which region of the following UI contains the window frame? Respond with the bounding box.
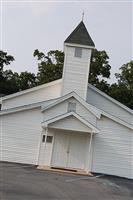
[67,102,76,112]
[74,47,82,58]
[42,135,53,143]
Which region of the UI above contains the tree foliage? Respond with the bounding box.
[89,49,111,83]
[18,71,37,90]
[0,50,37,95]
[33,49,111,91]
[0,49,132,109]
[0,50,14,73]
[109,61,133,109]
[1,70,20,94]
[89,49,111,93]
[0,51,16,95]
[33,49,64,84]
[115,61,133,89]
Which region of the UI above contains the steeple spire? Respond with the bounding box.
[82,11,84,21]
[62,21,95,99]
[64,21,95,47]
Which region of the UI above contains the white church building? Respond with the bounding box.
[0,21,133,179]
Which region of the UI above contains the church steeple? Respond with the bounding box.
[61,21,95,100]
[64,21,95,47]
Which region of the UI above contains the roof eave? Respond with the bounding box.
[64,42,95,49]
[42,111,100,134]
[88,84,133,115]
[2,79,62,101]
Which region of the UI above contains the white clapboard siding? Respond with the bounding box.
[43,100,68,122]
[43,97,97,127]
[2,80,61,110]
[92,116,133,179]
[62,46,91,99]
[0,108,42,164]
[49,115,92,133]
[76,102,97,126]
[38,129,54,166]
[87,87,133,125]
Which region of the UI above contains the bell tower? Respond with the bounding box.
[61,21,95,100]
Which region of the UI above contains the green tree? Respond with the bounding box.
[1,70,37,95]
[115,61,133,89]
[33,49,64,84]
[0,50,14,73]
[109,61,133,109]
[18,71,37,90]
[34,49,111,92]
[1,70,20,94]
[0,51,37,94]
[0,51,15,95]
[89,49,111,93]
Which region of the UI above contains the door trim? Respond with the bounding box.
[50,131,88,170]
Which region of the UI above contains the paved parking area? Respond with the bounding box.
[0,162,133,200]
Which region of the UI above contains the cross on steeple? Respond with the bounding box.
[82,11,84,21]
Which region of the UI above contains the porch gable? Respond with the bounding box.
[42,112,99,133]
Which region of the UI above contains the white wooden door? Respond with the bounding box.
[67,133,87,169]
[51,132,87,170]
[51,132,69,168]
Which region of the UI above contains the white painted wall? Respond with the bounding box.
[38,128,91,172]
[87,87,133,125]
[43,97,97,127]
[0,108,42,164]
[61,45,92,100]
[38,128,54,166]
[1,80,132,179]
[2,81,61,110]
[92,116,133,179]
[49,115,92,133]
[40,97,96,170]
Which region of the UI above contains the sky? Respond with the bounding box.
[0,0,133,83]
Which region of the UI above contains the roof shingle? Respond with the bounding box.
[64,21,95,47]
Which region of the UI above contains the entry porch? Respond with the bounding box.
[38,112,99,173]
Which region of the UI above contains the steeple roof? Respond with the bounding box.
[64,21,95,47]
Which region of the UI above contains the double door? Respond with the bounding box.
[51,131,87,170]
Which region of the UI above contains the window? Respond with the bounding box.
[68,102,76,112]
[74,47,82,58]
[42,135,53,143]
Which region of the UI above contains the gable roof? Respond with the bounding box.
[42,91,133,130]
[42,111,99,133]
[1,90,132,130]
[2,78,132,116]
[0,98,58,115]
[0,75,132,130]
[101,110,133,130]
[1,79,62,101]
[88,84,133,115]
[64,21,95,47]
[42,91,101,119]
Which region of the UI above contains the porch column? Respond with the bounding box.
[89,132,93,172]
[86,132,93,173]
[44,127,48,154]
[88,132,93,153]
[37,126,48,166]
